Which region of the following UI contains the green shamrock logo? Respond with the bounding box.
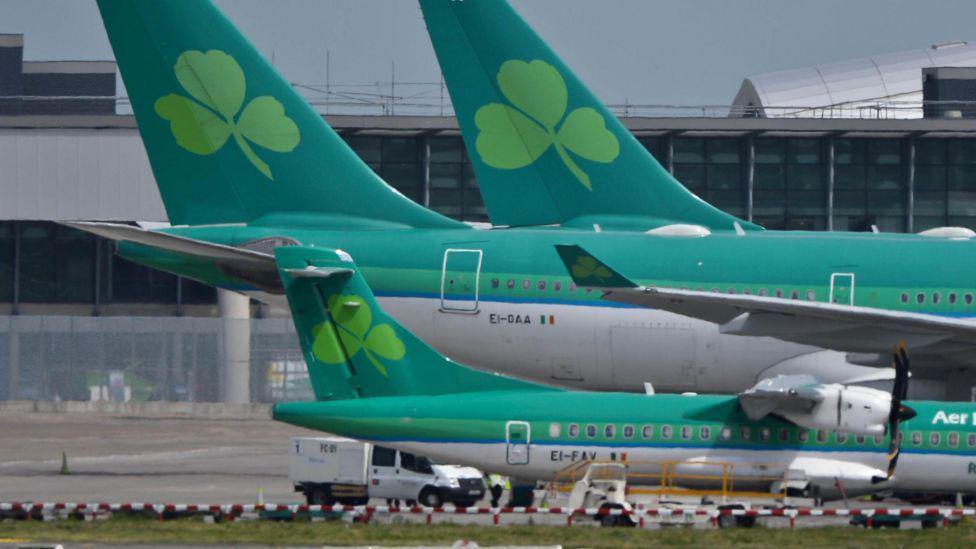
[310,294,405,377]
[572,256,612,281]
[154,50,300,180]
[474,59,620,190]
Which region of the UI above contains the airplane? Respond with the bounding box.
[270,243,976,503]
[77,0,976,399]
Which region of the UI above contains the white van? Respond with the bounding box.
[289,437,486,507]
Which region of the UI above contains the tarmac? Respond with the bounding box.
[0,406,313,503]
[0,403,948,532]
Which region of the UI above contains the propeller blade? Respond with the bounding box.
[884,343,911,481]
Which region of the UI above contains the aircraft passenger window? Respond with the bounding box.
[775,289,784,298]
[742,288,751,295]
[836,432,847,443]
[569,282,577,292]
[604,424,615,438]
[949,432,959,447]
[778,428,789,442]
[930,432,940,446]
[661,425,673,439]
[371,446,396,467]
[790,290,800,300]
[727,288,736,294]
[967,293,974,305]
[720,427,731,440]
[711,288,719,293]
[968,433,976,447]
[759,428,770,441]
[911,432,922,445]
[798,430,809,443]
[900,293,909,304]
[641,425,653,439]
[700,426,711,440]
[806,290,816,301]
[874,434,884,445]
[680,426,692,440]
[538,280,547,290]
[933,292,941,305]
[506,279,515,290]
[553,281,562,292]
[522,279,531,290]
[568,424,580,438]
[585,424,597,438]
[490,278,499,289]
[916,293,925,304]
[855,434,866,444]
[740,427,751,440]
[949,293,958,304]
[549,423,561,438]
[816,430,828,443]
[758,288,768,296]
[623,425,635,438]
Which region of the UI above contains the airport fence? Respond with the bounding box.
[0,502,969,528]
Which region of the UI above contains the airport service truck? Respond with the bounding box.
[289,437,486,507]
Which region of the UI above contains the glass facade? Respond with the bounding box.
[0,221,12,302]
[833,138,907,232]
[753,138,827,230]
[915,139,976,231]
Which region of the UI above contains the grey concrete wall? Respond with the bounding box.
[0,128,164,222]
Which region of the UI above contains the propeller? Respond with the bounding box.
[874,342,916,483]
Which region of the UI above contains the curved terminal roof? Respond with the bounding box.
[733,41,976,118]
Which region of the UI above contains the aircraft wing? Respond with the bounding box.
[62,221,282,292]
[555,244,976,366]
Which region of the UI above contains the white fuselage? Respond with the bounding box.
[254,292,911,395]
[384,439,976,500]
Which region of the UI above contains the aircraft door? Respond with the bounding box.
[829,273,855,305]
[440,248,483,313]
[505,421,531,465]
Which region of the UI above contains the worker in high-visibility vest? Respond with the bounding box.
[487,473,505,508]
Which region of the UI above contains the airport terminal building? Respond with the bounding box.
[4,34,976,402]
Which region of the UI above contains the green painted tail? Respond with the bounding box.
[420,0,758,232]
[275,246,552,401]
[96,0,460,230]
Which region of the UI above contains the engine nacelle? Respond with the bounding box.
[779,384,892,436]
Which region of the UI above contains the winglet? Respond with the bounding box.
[554,245,638,288]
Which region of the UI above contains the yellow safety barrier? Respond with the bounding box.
[549,459,790,502]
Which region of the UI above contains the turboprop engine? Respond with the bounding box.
[772,383,891,435]
[738,346,915,441]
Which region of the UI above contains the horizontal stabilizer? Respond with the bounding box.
[61,220,281,293]
[61,221,273,264]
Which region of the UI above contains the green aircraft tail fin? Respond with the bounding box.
[420,0,758,232]
[96,0,460,230]
[276,246,552,401]
[555,245,637,289]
